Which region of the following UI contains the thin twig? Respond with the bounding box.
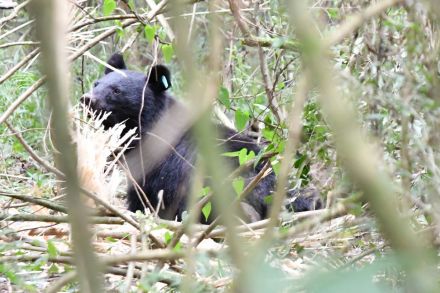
[102,249,185,265]
[0,76,46,125]
[0,19,35,41]
[193,162,272,246]
[5,120,63,176]
[0,41,39,49]
[0,213,125,224]
[257,38,282,123]
[277,204,347,240]
[241,37,301,51]
[0,254,73,264]
[260,73,309,244]
[228,0,250,37]
[69,14,137,32]
[324,0,405,48]
[145,0,175,41]
[0,0,31,26]
[123,234,137,292]
[0,191,67,213]
[45,271,77,293]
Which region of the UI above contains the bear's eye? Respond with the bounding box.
[112,88,121,95]
[94,81,99,87]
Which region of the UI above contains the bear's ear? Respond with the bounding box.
[147,65,171,93]
[105,53,127,74]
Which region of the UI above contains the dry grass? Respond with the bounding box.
[74,107,136,207]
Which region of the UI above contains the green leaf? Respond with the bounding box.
[278,225,289,235]
[253,149,265,169]
[271,159,280,176]
[294,153,307,168]
[128,0,135,9]
[218,86,231,109]
[327,7,339,20]
[164,231,173,244]
[199,186,211,197]
[47,240,58,258]
[235,109,249,131]
[173,241,182,252]
[222,150,240,157]
[158,28,167,41]
[292,243,305,254]
[0,264,19,284]
[48,263,60,274]
[272,37,286,48]
[348,202,363,216]
[202,202,212,222]
[161,44,174,63]
[12,141,24,153]
[262,128,276,142]
[276,141,285,153]
[237,148,256,165]
[144,25,156,44]
[238,148,247,165]
[247,150,255,161]
[28,257,45,271]
[232,177,245,196]
[264,195,273,204]
[275,81,285,91]
[103,0,116,16]
[105,236,117,243]
[115,20,124,38]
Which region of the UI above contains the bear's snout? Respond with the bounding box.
[80,93,93,106]
[80,93,103,112]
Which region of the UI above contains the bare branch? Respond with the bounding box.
[0,0,30,26]
[324,0,405,48]
[228,0,251,37]
[0,76,46,125]
[0,191,67,213]
[30,0,103,290]
[0,213,125,224]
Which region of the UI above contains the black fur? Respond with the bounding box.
[104,53,127,74]
[82,53,320,222]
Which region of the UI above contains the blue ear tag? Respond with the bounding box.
[161,75,169,89]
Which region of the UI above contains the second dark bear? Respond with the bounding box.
[81,53,320,222]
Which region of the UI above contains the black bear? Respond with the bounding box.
[81,53,321,222]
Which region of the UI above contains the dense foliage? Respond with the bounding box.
[1,0,440,292]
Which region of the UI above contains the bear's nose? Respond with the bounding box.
[80,93,92,106]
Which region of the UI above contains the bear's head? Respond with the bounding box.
[81,53,172,133]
